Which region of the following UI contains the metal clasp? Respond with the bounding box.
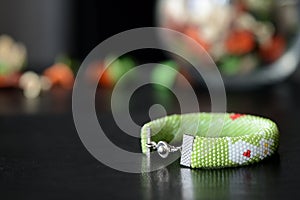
[145,127,181,158]
[146,140,181,158]
[145,127,195,167]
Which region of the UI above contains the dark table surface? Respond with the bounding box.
[1,77,300,200]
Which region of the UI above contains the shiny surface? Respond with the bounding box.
[1,81,300,199]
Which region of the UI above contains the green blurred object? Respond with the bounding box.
[219,56,241,76]
[0,61,8,75]
[151,60,179,90]
[106,56,136,84]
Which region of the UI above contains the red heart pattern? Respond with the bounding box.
[243,150,251,158]
[230,113,245,120]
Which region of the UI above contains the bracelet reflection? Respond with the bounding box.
[140,153,280,199]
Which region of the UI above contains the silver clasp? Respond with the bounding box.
[146,140,181,158]
[145,127,195,167]
[146,127,181,158]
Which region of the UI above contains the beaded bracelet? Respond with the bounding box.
[140,113,279,169]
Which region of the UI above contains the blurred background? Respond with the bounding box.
[0,0,299,94]
[1,1,300,199]
[0,0,155,67]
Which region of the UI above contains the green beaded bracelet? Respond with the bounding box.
[140,113,279,169]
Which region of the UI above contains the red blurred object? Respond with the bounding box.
[260,36,286,63]
[87,62,114,88]
[43,63,74,89]
[225,30,255,55]
[100,69,113,87]
[0,73,20,88]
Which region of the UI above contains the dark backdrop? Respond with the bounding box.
[0,0,156,68]
[74,0,155,60]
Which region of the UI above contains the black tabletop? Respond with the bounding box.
[1,80,300,200]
